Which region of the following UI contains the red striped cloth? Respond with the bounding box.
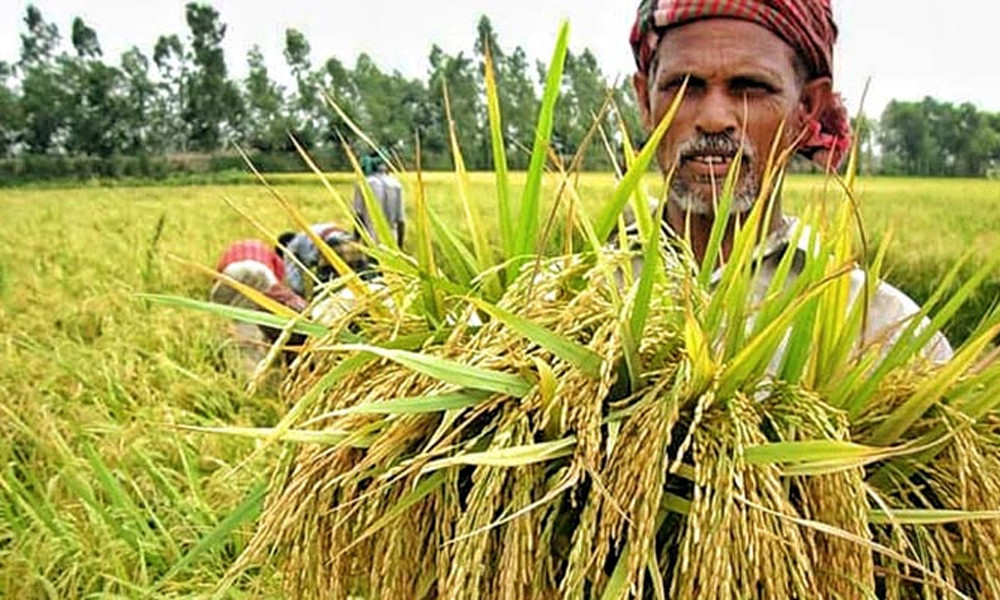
[629,0,851,171]
[216,240,286,283]
[216,240,306,312]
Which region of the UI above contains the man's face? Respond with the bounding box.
[634,19,812,215]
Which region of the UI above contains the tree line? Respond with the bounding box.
[1,4,998,179]
[0,4,639,177]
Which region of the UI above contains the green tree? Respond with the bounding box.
[70,16,101,58]
[62,18,127,157]
[0,61,22,157]
[499,47,539,169]
[152,34,187,152]
[242,44,288,151]
[879,100,934,176]
[319,55,362,152]
[19,4,60,66]
[18,5,65,154]
[183,2,242,151]
[120,47,156,154]
[351,53,428,161]
[952,102,999,177]
[473,16,540,169]
[428,45,483,168]
[283,27,323,148]
[553,49,610,167]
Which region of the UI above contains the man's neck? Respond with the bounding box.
[665,201,784,266]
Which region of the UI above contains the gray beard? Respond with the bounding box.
[669,175,759,216]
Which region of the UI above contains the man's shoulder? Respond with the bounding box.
[847,270,954,363]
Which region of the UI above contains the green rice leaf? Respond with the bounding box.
[429,206,478,287]
[157,480,267,584]
[443,79,502,299]
[744,440,887,465]
[869,321,1000,446]
[602,543,632,600]
[412,136,445,323]
[629,195,668,345]
[467,296,604,378]
[325,344,534,397]
[719,268,846,395]
[868,509,1000,526]
[421,437,576,472]
[845,251,986,417]
[698,148,743,287]
[137,294,331,338]
[483,44,514,261]
[513,21,569,275]
[323,389,492,417]
[595,78,688,242]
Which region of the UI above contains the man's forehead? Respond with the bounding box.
[653,18,799,77]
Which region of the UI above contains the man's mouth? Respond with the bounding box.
[681,153,745,180]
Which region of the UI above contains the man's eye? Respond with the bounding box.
[732,78,776,94]
[658,76,693,92]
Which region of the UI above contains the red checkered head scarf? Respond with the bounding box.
[629,0,851,171]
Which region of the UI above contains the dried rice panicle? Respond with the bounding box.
[231,233,1000,599]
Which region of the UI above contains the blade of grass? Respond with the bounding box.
[157,480,267,585]
[466,296,604,378]
[442,79,502,299]
[317,389,492,418]
[483,43,514,261]
[868,509,1000,526]
[322,344,534,397]
[595,78,688,242]
[138,294,330,338]
[421,436,576,472]
[511,21,570,277]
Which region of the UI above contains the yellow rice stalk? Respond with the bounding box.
[189,23,1000,600]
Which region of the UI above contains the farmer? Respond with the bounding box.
[628,0,953,362]
[277,223,371,299]
[353,153,405,249]
[210,239,307,368]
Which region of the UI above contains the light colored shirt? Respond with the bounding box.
[745,217,953,366]
[624,216,954,366]
[353,173,404,246]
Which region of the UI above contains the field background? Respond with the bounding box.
[0,173,998,597]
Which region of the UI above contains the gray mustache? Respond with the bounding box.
[677,134,754,162]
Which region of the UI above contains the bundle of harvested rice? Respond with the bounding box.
[182,25,1000,599]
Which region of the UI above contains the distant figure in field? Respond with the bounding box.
[277,223,370,299]
[210,239,307,369]
[353,154,405,249]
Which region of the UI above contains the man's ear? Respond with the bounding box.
[798,76,833,127]
[633,72,654,132]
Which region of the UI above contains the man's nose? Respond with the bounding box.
[694,88,739,136]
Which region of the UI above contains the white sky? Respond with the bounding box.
[2,0,999,119]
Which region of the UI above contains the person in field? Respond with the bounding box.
[628,0,953,362]
[353,153,405,249]
[210,239,307,368]
[277,223,371,299]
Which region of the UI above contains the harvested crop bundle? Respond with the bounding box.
[204,25,1000,600]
